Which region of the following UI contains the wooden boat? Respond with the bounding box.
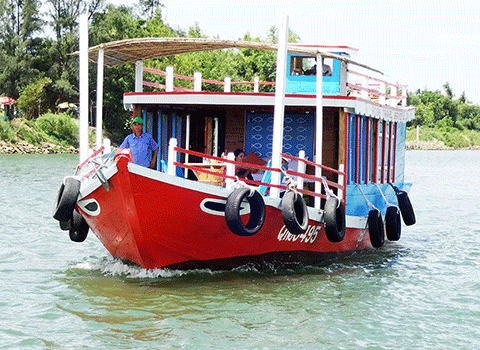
[53,19,416,270]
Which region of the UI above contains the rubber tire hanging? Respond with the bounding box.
[225,188,266,237]
[368,209,385,248]
[385,206,401,241]
[53,177,80,222]
[69,210,89,242]
[324,197,346,243]
[281,191,309,235]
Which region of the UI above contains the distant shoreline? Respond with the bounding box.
[0,140,77,154]
[1,139,479,155]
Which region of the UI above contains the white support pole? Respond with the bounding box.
[167,138,177,176]
[390,83,397,106]
[339,62,348,96]
[224,77,231,92]
[314,54,324,209]
[401,85,407,106]
[270,15,289,199]
[194,72,202,92]
[185,114,191,178]
[338,163,344,200]
[135,60,143,93]
[253,76,259,93]
[103,138,111,154]
[225,152,235,190]
[213,117,219,157]
[79,14,89,163]
[166,66,174,92]
[297,150,306,195]
[361,75,369,99]
[95,48,104,150]
[379,81,386,105]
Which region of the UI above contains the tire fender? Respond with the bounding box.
[53,177,80,222]
[396,190,416,226]
[69,210,89,242]
[225,188,265,237]
[385,206,401,241]
[368,209,385,248]
[281,191,309,235]
[324,197,346,243]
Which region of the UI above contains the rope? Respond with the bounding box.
[281,167,298,193]
[321,176,337,200]
[355,183,375,210]
[375,183,392,206]
[234,178,256,197]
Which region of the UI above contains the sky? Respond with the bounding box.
[113,0,480,104]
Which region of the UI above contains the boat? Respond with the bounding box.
[53,18,416,270]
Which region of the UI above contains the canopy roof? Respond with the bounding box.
[85,37,382,73]
[0,96,16,105]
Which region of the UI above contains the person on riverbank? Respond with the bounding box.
[120,116,158,169]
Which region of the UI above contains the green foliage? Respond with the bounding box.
[35,113,79,147]
[410,86,480,132]
[17,77,53,119]
[0,120,16,142]
[406,126,480,149]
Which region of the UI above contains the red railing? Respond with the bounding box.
[172,146,344,201]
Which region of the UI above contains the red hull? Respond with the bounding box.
[77,155,373,270]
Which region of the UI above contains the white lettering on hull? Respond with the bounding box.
[277,225,321,244]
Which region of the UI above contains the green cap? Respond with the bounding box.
[132,116,143,124]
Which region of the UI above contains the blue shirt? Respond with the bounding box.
[120,132,159,167]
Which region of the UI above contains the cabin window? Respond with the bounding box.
[289,56,333,76]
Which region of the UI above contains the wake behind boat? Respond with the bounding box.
[53,17,415,270]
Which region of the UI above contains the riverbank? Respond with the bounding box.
[0,140,77,154]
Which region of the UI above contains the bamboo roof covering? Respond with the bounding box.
[85,37,382,74]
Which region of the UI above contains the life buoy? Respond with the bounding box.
[368,209,385,248]
[324,197,346,242]
[69,210,89,242]
[53,177,80,222]
[281,191,309,235]
[385,206,401,241]
[225,188,265,237]
[396,190,416,226]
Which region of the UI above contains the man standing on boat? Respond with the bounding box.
[120,116,159,169]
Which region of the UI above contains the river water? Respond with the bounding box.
[0,151,479,349]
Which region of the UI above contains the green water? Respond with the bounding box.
[0,152,479,349]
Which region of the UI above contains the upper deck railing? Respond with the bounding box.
[140,63,408,107]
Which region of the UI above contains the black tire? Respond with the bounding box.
[281,191,309,235]
[385,206,401,241]
[59,219,71,231]
[225,188,265,237]
[396,190,416,226]
[53,177,80,222]
[324,197,346,243]
[368,209,385,248]
[69,210,89,242]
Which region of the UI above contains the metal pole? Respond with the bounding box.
[79,14,89,163]
[270,15,289,199]
[314,54,324,209]
[95,48,104,150]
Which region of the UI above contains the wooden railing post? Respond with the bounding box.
[166,66,174,92]
[338,163,344,199]
[194,72,202,92]
[253,76,259,92]
[224,77,231,92]
[225,152,235,190]
[297,150,306,195]
[168,138,177,176]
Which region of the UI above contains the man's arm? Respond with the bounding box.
[149,148,158,169]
